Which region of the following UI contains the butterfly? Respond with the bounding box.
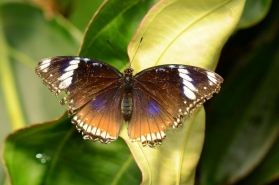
[35,56,223,147]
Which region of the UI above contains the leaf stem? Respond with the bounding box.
[8,46,36,69]
[0,17,25,129]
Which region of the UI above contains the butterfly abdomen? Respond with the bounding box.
[121,68,134,121]
[121,92,133,121]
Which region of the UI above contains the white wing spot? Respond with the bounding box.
[183,79,197,92]
[83,58,91,62]
[58,77,73,89]
[96,128,101,136]
[101,131,107,138]
[206,71,216,78]
[206,72,218,83]
[64,64,78,72]
[82,123,89,131]
[69,59,80,65]
[151,133,156,140]
[183,86,196,100]
[156,68,166,72]
[141,136,146,142]
[39,58,52,72]
[156,133,162,139]
[160,131,166,138]
[40,58,51,66]
[178,68,189,74]
[58,71,74,81]
[73,57,82,60]
[87,126,92,133]
[147,134,151,141]
[179,73,192,81]
[92,127,97,134]
[208,75,218,84]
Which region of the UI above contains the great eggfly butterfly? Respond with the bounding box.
[36,56,223,147]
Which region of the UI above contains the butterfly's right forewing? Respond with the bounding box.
[128,65,223,147]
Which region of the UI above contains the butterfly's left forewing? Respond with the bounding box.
[36,56,122,113]
[129,65,223,147]
[36,56,124,143]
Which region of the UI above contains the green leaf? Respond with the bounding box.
[79,0,159,69]
[0,2,81,126]
[3,114,141,185]
[122,108,205,184]
[69,0,104,31]
[198,1,279,184]
[237,136,279,185]
[128,0,245,72]
[237,0,272,30]
[3,0,157,184]
[125,0,245,184]
[2,0,247,184]
[0,2,81,184]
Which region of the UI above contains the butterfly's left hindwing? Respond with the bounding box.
[36,56,123,143]
[72,87,123,143]
[128,65,223,147]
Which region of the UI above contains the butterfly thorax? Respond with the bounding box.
[121,68,134,121]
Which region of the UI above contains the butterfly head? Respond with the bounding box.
[124,68,133,75]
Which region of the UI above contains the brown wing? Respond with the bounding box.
[35,56,123,115]
[128,64,223,147]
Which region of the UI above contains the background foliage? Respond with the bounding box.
[0,0,278,185]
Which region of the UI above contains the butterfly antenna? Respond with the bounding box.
[130,37,143,68]
[106,39,127,68]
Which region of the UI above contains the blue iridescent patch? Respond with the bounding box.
[147,99,160,116]
[91,94,107,110]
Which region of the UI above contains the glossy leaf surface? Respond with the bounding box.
[3,114,141,185]
[2,0,156,184]
[125,0,245,184]
[79,0,159,69]
[199,1,279,184]
[237,0,272,29]
[0,2,81,184]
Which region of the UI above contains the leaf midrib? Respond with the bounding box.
[178,108,200,185]
[43,126,75,184]
[79,0,141,56]
[111,155,134,185]
[154,0,232,65]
